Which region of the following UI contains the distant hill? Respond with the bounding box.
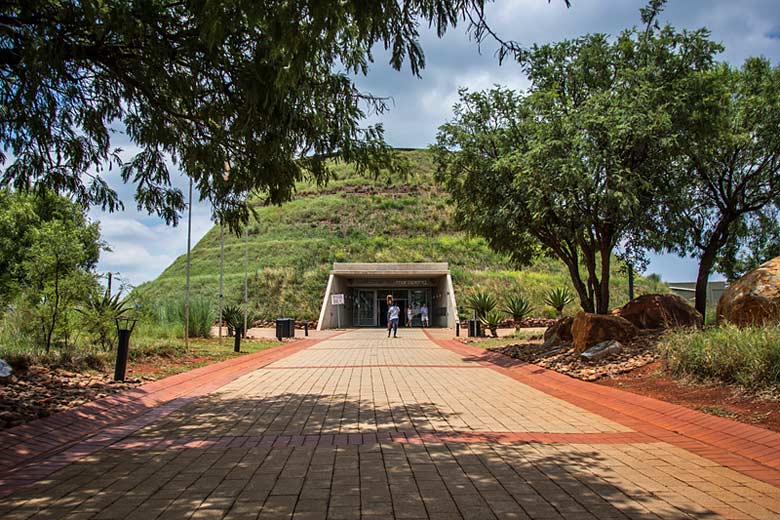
[132,149,665,320]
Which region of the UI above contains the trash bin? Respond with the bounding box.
[276,318,295,340]
[468,319,481,338]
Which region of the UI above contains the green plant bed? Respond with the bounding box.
[660,324,780,391]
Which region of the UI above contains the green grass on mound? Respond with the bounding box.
[133,150,666,321]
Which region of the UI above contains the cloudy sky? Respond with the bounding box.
[90,0,780,289]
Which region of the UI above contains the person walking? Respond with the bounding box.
[387,295,400,338]
[407,305,414,328]
[421,303,429,327]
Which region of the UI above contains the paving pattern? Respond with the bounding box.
[0,329,779,519]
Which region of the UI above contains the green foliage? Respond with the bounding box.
[183,298,214,339]
[653,58,780,313]
[466,290,497,320]
[0,190,105,351]
[221,304,247,337]
[76,289,130,351]
[503,295,533,328]
[544,288,575,318]
[0,0,520,228]
[660,324,780,390]
[434,8,721,315]
[480,310,505,338]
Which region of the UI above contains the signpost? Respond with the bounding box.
[331,293,344,328]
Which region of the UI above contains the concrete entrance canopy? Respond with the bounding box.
[317,262,459,330]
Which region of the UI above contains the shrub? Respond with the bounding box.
[660,323,780,390]
[503,295,533,329]
[480,310,504,338]
[76,289,129,350]
[185,297,214,338]
[544,287,575,317]
[222,304,245,336]
[466,290,497,320]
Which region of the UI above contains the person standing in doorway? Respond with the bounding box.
[387,295,400,338]
[407,305,414,327]
[421,303,429,327]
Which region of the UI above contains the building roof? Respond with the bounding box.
[332,262,449,277]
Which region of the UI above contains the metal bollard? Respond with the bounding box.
[455,322,460,337]
[115,329,131,381]
[304,322,309,336]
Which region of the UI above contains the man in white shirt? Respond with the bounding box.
[421,303,429,327]
[387,295,400,338]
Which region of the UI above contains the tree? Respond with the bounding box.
[434,6,721,314]
[0,190,103,350]
[656,58,780,314]
[0,190,101,302]
[23,220,100,351]
[0,0,562,229]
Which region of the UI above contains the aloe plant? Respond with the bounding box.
[77,289,130,350]
[222,304,247,336]
[503,294,533,329]
[544,287,575,318]
[480,310,504,338]
[466,290,497,320]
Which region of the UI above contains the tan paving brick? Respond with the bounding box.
[1,329,779,519]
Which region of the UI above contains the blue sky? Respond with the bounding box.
[88,0,780,288]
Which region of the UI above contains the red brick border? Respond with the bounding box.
[0,334,338,497]
[426,332,780,486]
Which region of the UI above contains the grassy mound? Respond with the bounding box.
[133,150,665,321]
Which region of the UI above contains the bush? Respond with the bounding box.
[660,323,780,390]
[503,294,533,329]
[466,290,497,320]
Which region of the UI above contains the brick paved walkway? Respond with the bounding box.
[1,329,779,519]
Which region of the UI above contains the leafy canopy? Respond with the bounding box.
[651,58,780,312]
[434,3,721,313]
[0,0,549,229]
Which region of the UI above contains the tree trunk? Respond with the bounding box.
[598,244,612,315]
[45,266,60,352]
[695,220,732,319]
[563,259,593,313]
[695,241,719,319]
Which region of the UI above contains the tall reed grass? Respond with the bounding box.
[660,323,780,390]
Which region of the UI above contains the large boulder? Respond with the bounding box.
[618,294,702,330]
[571,312,637,353]
[543,316,574,346]
[717,256,780,327]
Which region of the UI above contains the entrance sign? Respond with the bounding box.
[331,293,344,328]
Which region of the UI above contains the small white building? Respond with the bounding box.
[317,263,459,329]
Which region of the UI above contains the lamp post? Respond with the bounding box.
[184,177,193,350]
[115,316,138,381]
[243,224,248,339]
[219,161,231,345]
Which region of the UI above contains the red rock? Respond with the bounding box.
[717,256,780,326]
[570,312,637,353]
[543,316,574,345]
[618,294,701,330]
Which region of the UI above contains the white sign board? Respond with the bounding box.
[331,293,345,305]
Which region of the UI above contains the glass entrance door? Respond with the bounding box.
[353,290,377,326]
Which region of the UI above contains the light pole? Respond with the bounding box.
[219,220,224,344]
[184,177,193,351]
[243,224,248,338]
[219,161,231,345]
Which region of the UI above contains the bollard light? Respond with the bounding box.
[115,316,138,381]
